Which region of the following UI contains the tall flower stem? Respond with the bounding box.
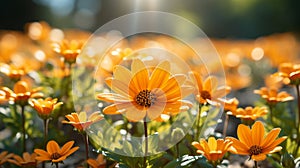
[254,161,258,168]
[268,104,274,125]
[21,105,26,153]
[294,85,300,156]
[43,118,49,168]
[43,119,49,146]
[82,132,89,167]
[143,117,148,167]
[195,103,203,141]
[223,114,229,138]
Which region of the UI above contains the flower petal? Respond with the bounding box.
[261,128,281,147]
[46,140,60,155]
[251,153,266,161]
[251,121,264,145]
[60,141,75,156]
[237,124,252,148]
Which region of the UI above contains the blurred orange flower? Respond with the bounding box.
[192,137,232,162]
[273,62,300,85]
[62,111,103,131]
[254,87,294,105]
[189,71,231,105]
[97,59,193,122]
[0,63,25,81]
[0,81,43,106]
[221,97,239,113]
[227,121,286,161]
[52,39,83,64]
[0,151,13,165]
[8,152,38,167]
[34,140,79,163]
[228,106,268,121]
[30,97,63,119]
[87,154,107,168]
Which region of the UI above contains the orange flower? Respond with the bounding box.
[192,137,233,162]
[87,154,107,168]
[52,39,83,64]
[8,152,38,167]
[34,140,79,163]
[0,63,25,81]
[97,59,193,122]
[227,121,287,161]
[228,106,268,121]
[221,97,239,113]
[30,97,63,119]
[62,111,103,131]
[0,81,43,106]
[273,62,300,85]
[189,71,231,105]
[254,87,294,105]
[0,151,13,165]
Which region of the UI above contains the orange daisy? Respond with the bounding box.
[0,151,13,165]
[62,111,103,131]
[192,137,233,162]
[0,63,25,81]
[52,39,83,64]
[8,152,38,167]
[34,140,79,163]
[228,106,268,121]
[87,154,107,168]
[97,59,193,122]
[30,97,63,119]
[188,71,231,105]
[254,87,294,105]
[273,62,300,85]
[227,121,287,161]
[221,97,239,113]
[0,81,43,106]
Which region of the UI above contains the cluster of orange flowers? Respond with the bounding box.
[0,21,299,168]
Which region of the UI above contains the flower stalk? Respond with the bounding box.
[143,117,148,167]
[21,105,26,153]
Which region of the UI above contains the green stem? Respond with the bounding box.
[21,105,26,153]
[83,133,89,167]
[254,161,258,168]
[143,118,148,167]
[295,85,300,156]
[223,114,229,138]
[269,104,274,126]
[43,118,49,168]
[176,142,180,158]
[55,162,59,168]
[195,103,203,141]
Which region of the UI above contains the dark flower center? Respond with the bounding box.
[200,90,211,100]
[51,152,61,160]
[135,89,156,107]
[249,145,263,156]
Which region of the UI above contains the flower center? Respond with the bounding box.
[135,89,156,107]
[51,152,61,160]
[200,90,211,100]
[249,145,263,156]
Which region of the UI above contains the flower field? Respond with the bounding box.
[0,20,300,168]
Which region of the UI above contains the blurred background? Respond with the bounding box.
[1,0,300,39]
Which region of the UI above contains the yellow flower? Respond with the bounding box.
[273,62,300,85]
[30,97,63,119]
[87,154,106,168]
[34,140,79,163]
[221,97,239,113]
[227,121,287,161]
[52,39,83,64]
[228,106,268,121]
[254,87,294,105]
[8,152,38,167]
[0,151,13,165]
[188,71,231,105]
[62,111,103,131]
[0,81,43,106]
[0,63,25,81]
[192,137,233,162]
[97,59,193,122]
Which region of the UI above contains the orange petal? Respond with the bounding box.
[46,140,60,155]
[261,128,281,147]
[251,153,266,161]
[237,124,252,148]
[251,121,264,145]
[148,61,170,90]
[60,141,75,156]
